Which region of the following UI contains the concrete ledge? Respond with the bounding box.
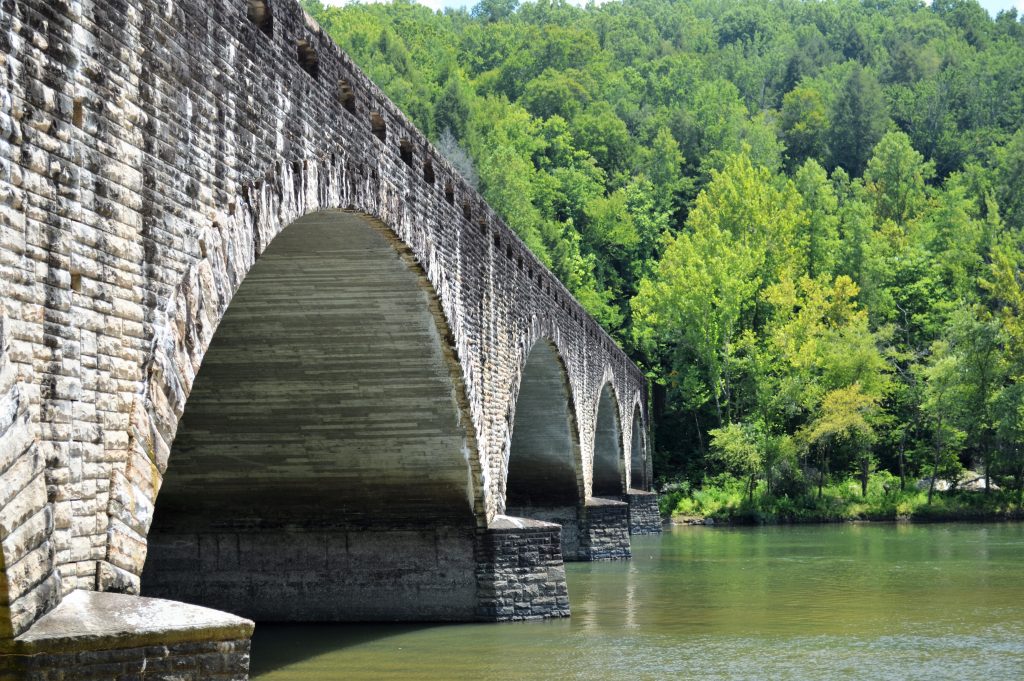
[6,591,254,655]
[585,496,629,508]
[488,514,563,532]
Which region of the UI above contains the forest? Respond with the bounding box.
[299,0,1024,519]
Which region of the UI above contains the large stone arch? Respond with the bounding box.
[592,378,626,498]
[138,209,485,621]
[97,144,491,592]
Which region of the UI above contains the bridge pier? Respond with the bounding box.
[626,490,663,535]
[579,498,632,560]
[475,517,570,621]
[505,499,631,561]
[142,524,482,622]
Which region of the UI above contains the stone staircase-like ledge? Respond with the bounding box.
[1,590,254,680]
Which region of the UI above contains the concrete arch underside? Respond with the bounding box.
[143,210,483,621]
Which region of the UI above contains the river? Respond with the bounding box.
[250,522,1024,680]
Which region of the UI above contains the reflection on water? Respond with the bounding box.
[251,523,1024,680]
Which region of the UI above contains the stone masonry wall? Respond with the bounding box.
[475,518,570,621]
[626,492,662,535]
[0,0,647,637]
[143,526,480,622]
[578,500,631,561]
[5,638,250,680]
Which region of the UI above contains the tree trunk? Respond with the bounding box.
[928,416,943,506]
[928,445,941,506]
[1017,455,1024,511]
[693,411,705,455]
[818,446,826,500]
[898,429,908,491]
[860,456,869,497]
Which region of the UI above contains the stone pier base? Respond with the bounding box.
[0,591,253,681]
[504,505,583,559]
[475,516,570,621]
[626,490,663,535]
[143,525,480,622]
[504,500,632,561]
[579,498,632,560]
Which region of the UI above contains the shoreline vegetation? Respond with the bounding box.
[659,472,1024,525]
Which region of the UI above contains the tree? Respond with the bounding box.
[829,64,889,176]
[793,159,840,278]
[919,342,968,504]
[781,84,830,168]
[434,70,474,141]
[863,131,934,225]
[992,127,1024,231]
[633,152,804,428]
[801,383,879,498]
[708,421,763,501]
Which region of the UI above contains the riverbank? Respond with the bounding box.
[660,475,1024,525]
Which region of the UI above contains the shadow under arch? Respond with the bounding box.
[592,381,625,498]
[141,209,485,621]
[629,403,649,491]
[503,338,587,559]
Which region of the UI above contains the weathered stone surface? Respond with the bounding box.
[578,498,631,561]
[626,490,662,535]
[9,590,253,652]
[0,590,253,680]
[0,0,651,651]
[475,517,570,621]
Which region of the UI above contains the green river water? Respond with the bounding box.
[250,523,1024,680]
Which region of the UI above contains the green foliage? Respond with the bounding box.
[300,0,1024,506]
[668,472,1021,523]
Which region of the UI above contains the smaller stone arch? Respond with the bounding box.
[592,379,626,498]
[623,394,660,535]
[502,335,590,560]
[504,338,584,508]
[629,401,648,491]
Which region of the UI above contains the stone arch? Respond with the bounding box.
[629,400,648,491]
[90,148,489,622]
[500,331,591,560]
[136,209,485,622]
[592,378,625,498]
[503,335,584,510]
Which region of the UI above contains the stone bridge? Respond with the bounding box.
[0,0,657,676]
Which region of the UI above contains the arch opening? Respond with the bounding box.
[504,340,585,558]
[141,210,482,622]
[592,383,625,498]
[630,409,648,491]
